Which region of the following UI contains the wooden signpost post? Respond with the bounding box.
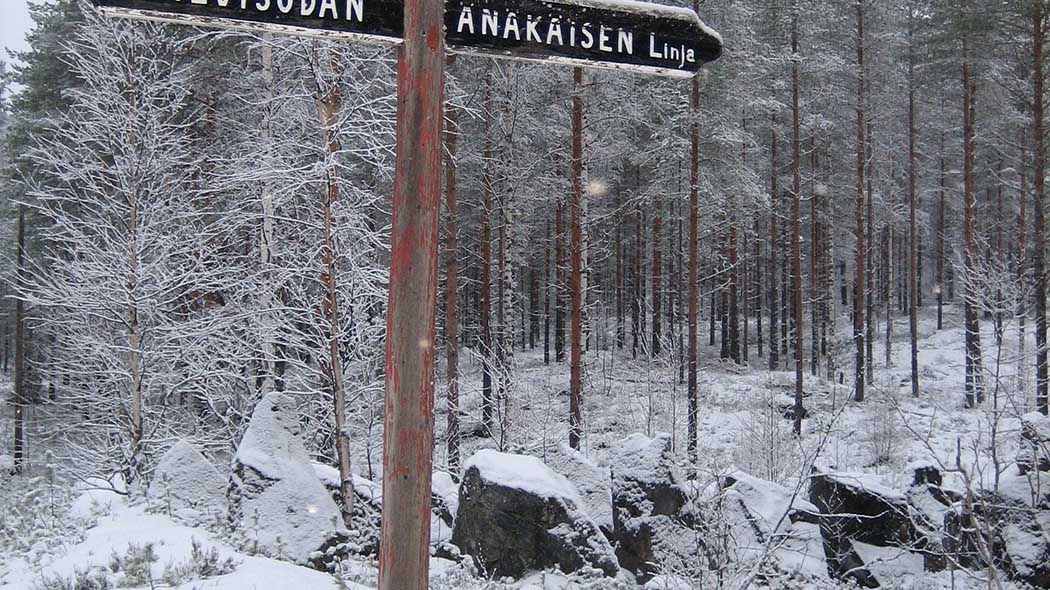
[90,0,721,587]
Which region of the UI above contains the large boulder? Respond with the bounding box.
[723,471,876,587]
[228,393,348,567]
[610,433,691,581]
[147,439,225,524]
[1018,412,1050,475]
[809,471,927,550]
[451,449,619,579]
[942,473,1050,588]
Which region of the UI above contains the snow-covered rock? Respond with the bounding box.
[943,482,1050,589]
[610,433,690,582]
[228,393,348,567]
[147,439,225,524]
[451,449,619,579]
[311,462,381,556]
[546,445,614,535]
[809,471,926,549]
[722,471,845,583]
[1018,411,1050,474]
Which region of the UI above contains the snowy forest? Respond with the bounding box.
[3,0,1050,588]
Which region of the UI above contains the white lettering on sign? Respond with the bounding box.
[458,6,475,33]
[450,6,695,70]
[115,0,712,73]
[173,0,362,20]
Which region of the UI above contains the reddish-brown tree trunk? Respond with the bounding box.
[377,0,444,581]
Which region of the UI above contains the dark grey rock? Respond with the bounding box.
[451,450,618,579]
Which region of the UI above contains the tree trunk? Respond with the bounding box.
[318,77,354,526]
[569,67,585,450]
[443,64,461,472]
[652,193,662,356]
[962,54,986,407]
[376,0,444,580]
[790,0,804,435]
[545,214,551,364]
[481,72,495,431]
[769,117,780,371]
[688,70,700,462]
[12,204,26,472]
[854,0,866,402]
[1033,0,1048,414]
[937,130,946,330]
[907,5,920,397]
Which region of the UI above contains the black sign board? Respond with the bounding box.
[89,0,721,77]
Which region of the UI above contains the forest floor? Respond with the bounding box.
[0,302,1042,589]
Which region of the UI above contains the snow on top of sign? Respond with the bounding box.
[547,0,723,44]
[464,449,585,506]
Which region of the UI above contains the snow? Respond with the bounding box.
[0,454,13,472]
[545,445,614,531]
[229,393,348,564]
[432,470,459,517]
[463,449,585,508]
[818,471,907,503]
[723,470,829,581]
[147,439,226,524]
[0,497,366,590]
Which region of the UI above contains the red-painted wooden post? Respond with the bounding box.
[376,0,445,584]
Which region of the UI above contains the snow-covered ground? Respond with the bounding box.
[1,304,1044,589]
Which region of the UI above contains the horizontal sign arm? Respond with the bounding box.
[89,0,721,77]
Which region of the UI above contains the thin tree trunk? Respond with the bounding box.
[790,0,804,435]
[963,54,986,407]
[443,65,461,472]
[545,214,551,364]
[652,193,662,356]
[259,43,278,396]
[770,117,780,371]
[937,130,946,330]
[616,193,624,349]
[318,77,354,525]
[688,67,700,462]
[12,205,26,472]
[907,5,919,396]
[854,0,867,402]
[480,72,495,430]
[569,67,585,449]
[1033,0,1048,414]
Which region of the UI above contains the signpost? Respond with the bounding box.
[90,0,721,587]
[91,0,720,76]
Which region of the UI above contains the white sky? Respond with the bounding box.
[1,0,39,95]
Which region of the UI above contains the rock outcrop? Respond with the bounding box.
[228,393,348,567]
[147,439,225,524]
[451,449,619,579]
[610,433,690,582]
